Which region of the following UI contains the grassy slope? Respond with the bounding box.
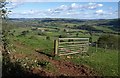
[7,19,119,76]
[65,47,118,76]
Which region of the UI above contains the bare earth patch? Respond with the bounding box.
[10,50,97,77]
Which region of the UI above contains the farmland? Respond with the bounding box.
[2,18,119,77]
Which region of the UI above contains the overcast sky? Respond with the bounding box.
[7,2,118,19]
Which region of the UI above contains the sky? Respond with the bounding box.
[7,2,118,19]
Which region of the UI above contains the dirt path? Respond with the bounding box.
[10,40,96,76]
[33,52,96,76]
[10,51,96,77]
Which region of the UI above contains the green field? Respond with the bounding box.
[63,47,118,76]
[3,18,119,76]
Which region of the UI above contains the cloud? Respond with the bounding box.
[9,2,104,17]
[49,2,104,15]
[115,10,118,13]
[22,10,36,15]
[46,5,69,15]
[10,10,41,16]
[59,5,68,9]
[98,4,103,7]
[96,10,104,14]
[9,2,117,19]
[7,0,119,2]
[54,5,68,11]
[6,2,24,9]
[66,11,80,15]
[95,9,116,16]
[87,2,103,10]
[46,9,61,16]
[70,3,103,10]
[71,3,80,9]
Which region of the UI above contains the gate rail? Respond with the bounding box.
[54,38,89,56]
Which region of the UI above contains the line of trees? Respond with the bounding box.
[97,34,119,50]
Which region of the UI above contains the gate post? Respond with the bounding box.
[54,39,58,56]
[96,43,98,52]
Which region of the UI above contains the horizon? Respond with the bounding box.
[9,17,118,20]
[7,2,118,19]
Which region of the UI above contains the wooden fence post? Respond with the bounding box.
[54,39,58,56]
[87,38,89,52]
[86,42,89,52]
[104,45,107,52]
[96,43,98,52]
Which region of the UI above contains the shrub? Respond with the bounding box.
[37,60,50,68]
[20,30,29,36]
[38,32,46,36]
[97,34,119,50]
[68,39,74,42]
[59,34,67,38]
[89,37,92,43]
[46,36,50,40]
[76,33,79,37]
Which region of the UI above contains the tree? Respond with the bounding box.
[89,31,93,43]
[20,30,29,36]
[59,34,67,38]
[63,29,67,32]
[97,34,119,50]
[1,0,13,77]
[1,0,10,52]
[1,0,12,37]
[46,36,50,40]
[76,33,79,37]
[89,37,92,43]
[1,0,11,19]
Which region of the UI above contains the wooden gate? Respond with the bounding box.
[54,38,89,56]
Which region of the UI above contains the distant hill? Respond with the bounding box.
[9,18,119,32]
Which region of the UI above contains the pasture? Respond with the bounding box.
[4,18,119,76]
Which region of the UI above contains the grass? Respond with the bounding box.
[93,26,114,32]
[7,23,119,76]
[65,47,118,76]
[8,32,54,55]
[38,60,58,73]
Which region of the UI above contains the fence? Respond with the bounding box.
[54,38,89,56]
